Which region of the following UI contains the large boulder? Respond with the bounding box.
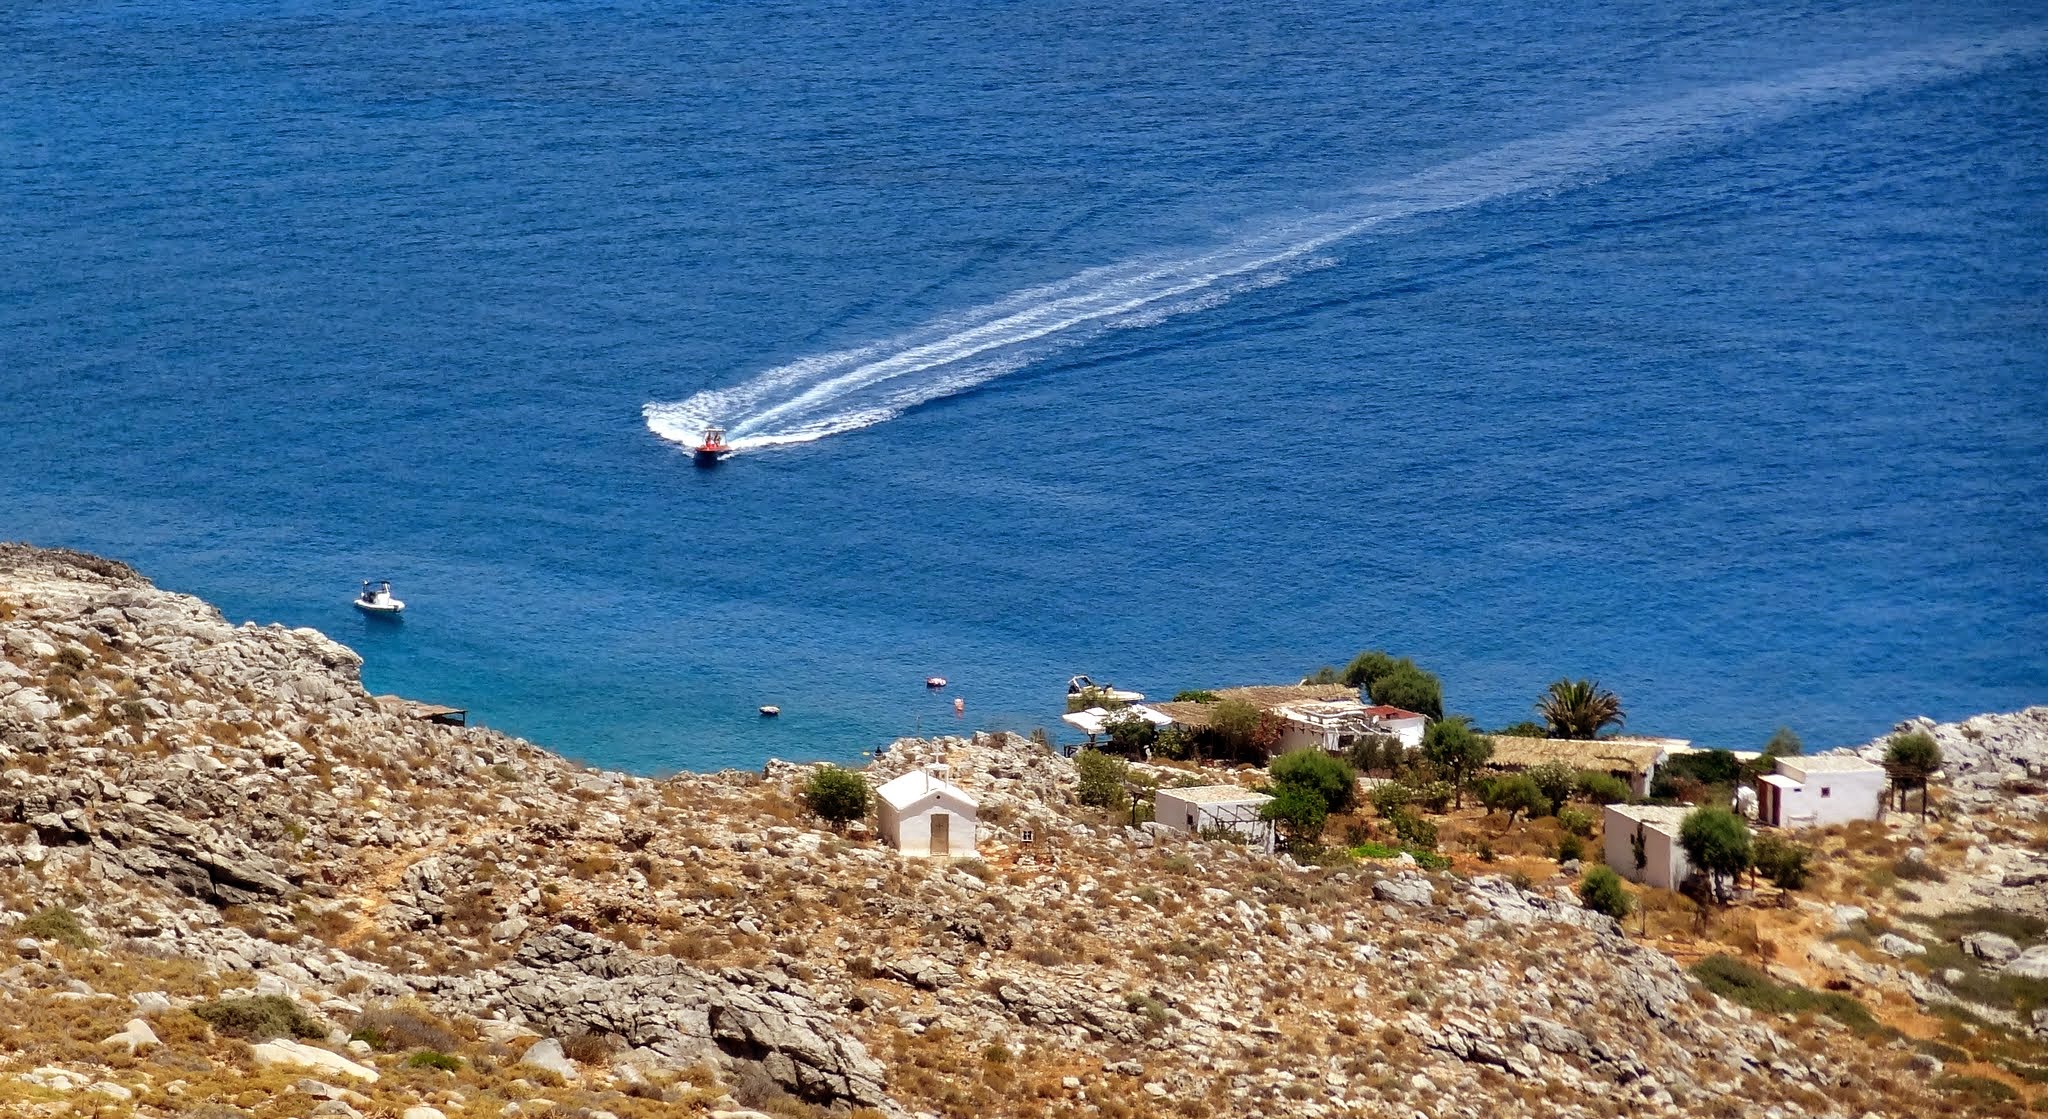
[1961,931,2022,965]
[1372,874,1437,907]
[249,1039,379,1083]
[2003,946,2048,981]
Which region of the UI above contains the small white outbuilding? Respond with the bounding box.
[1155,785,1274,852]
[1603,804,1696,890]
[876,769,979,858]
[1756,754,1887,828]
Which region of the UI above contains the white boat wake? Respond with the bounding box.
[645,27,2045,456]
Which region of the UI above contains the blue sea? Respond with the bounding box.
[4,0,2045,773]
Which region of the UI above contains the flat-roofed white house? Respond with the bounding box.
[1272,699,1429,754]
[1360,705,1428,749]
[1603,804,1696,890]
[1155,785,1274,852]
[876,769,979,858]
[1756,754,1886,829]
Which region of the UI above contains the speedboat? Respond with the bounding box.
[1067,674,1142,702]
[759,705,781,717]
[925,676,947,689]
[694,426,732,467]
[354,580,405,615]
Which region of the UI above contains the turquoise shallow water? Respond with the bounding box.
[3,1,2045,772]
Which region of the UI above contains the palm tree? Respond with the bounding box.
[1537,678,1625,740]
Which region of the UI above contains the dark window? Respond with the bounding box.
[1820,787,1831,798]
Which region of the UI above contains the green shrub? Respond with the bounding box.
[1578,866,1633,919]
[14,906,94,949]
[1075,749,1129,809]
[1339,650,1400,690]
[406,1050,463,1071]
[1556,834,1585,863]
[1652,749,1744,796]
[1344,733,1404,775]
[1101,709,1158,756]
[1373,662,1444,721]
[1477,774,1547,823]
[1526,761,1578,811]
[802,765,870,828]
[1411,780,1455,814]
[1407,849,1451,871]
[193,995,325,1041]
[1171,690,1219,703]
[1389,809,1438,851]
[1152,724,1195,760]
[1556,805,1595,838]
[1690,955,1877,1033]
[1752,832,1813,891]
[1368,781,1413,818]
[1269,749,1358,814]
[1349,841,1401,859]
[1492,720,1549,738]
[1574,771,1632,805]
[1260,786,1329,852]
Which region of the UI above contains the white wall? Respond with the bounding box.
[1603,808,1689,890]
[1381,716,1426,750]
[880,795,978,858]
[1768,766,1886,828]
[1157,790,1274,851]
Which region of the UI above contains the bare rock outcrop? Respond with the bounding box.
[445,927,893,1112]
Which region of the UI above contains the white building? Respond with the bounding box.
[876,769,979,858]
[1602,805,1696,890]
[1272,699,1428,754]
[1154,785,1274,852]
[1361,705,1428,749]
[1756,754,1887,829]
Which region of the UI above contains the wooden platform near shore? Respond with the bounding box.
[375,695,468,727]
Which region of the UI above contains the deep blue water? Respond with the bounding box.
[4,1,2045,773]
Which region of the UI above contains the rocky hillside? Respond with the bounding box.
[0,543,2025,1118]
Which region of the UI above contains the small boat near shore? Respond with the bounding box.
[353,580,404,616]
[925,676,947,688]
[759,705,780,717]
[1067,674,1141,702]
[694,426,732,467]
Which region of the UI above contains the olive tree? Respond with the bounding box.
[1678,807,1752,904]
[1421,716,1492,808]
[803,766,871,830]
[1884,731,1942,819]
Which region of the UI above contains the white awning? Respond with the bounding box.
[1061,705,1172,737]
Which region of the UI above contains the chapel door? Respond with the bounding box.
[930,812,951,857]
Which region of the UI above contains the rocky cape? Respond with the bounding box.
[0,542,2040,1118]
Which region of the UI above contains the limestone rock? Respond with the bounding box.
[1961,931,2021,964]
[520,1038,576,1079]
[101,1018,159,1053]
[250,1039,381,1082]
[2004,946,2048,981]
[1373,874,1436,907]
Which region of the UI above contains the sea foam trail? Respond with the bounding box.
[644,28,2047,455]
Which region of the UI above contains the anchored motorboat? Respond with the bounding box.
[1067,674,1142,703]
[354,580,405,616]
[925,676,947,688]
[693,425,732,467]
[759,705,781,717]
